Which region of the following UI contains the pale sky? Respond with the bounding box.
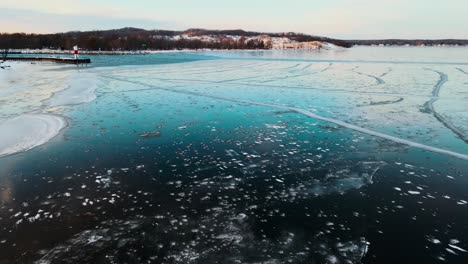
[1,0,467,39]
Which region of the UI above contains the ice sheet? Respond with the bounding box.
[101,74,468,161]
[47,73,98,107]
[0,114,66,157]
[0,63,98,157]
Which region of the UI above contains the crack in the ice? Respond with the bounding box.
[423,69,468,143]
[260,63,333,83]
[350,66,385,85]
[136,75,436,99]
[289,63,313,73]
[100,75,468,160]
[218,57,468,66]
[456,68,468,75]
[211,63,324,84]
[208,63,304,83]
[379,68,392,78]
[281,63,301,70]
[319,62,333,73]
[357,97,404,107]
[109,62,268,77]
[424,69,447,97]
[186,62,274,76]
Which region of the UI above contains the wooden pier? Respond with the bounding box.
[2,57,91,65]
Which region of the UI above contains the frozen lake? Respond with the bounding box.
[0,47,467,263]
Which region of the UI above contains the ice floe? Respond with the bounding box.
[0,114,66,157]
[0,64,99,158]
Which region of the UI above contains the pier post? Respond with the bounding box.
[73,45,79,60]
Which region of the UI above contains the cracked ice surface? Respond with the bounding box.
[98,54,468,156]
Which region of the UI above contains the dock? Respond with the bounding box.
[2,57,91,65]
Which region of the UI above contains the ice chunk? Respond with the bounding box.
[448,244,467,253]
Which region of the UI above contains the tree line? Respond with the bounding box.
[0,33,269,51]
[0,28,352,51]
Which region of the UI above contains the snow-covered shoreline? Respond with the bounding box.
[9,48,234,55]
[8,43,341,56]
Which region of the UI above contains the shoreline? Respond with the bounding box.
[7,48,268,56]
[5,45,468,58]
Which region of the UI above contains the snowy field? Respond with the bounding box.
[0,47,467,263]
